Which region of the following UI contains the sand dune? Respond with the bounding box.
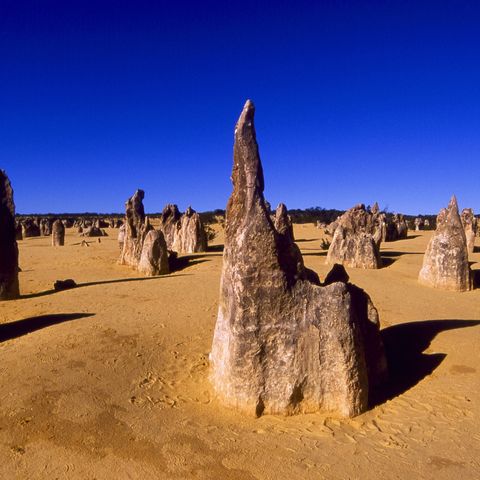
[0,225,479,479]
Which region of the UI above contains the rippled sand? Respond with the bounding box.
[0,225,479,479]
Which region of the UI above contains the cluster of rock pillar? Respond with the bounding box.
[119,189,169,276]
[160,204,208,254]
[209,100,387,418]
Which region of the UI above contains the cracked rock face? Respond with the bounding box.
[172,206,207,253]
[209,100,387,418]
[326,204,382,269]
[51,219,65,246]
[160,204,181,250]
[418,196,472,291]
[0,170,19,299]
[460,208,477,255]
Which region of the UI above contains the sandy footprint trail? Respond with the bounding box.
[0,225,479,479]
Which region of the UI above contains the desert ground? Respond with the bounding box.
[0,224,479,479]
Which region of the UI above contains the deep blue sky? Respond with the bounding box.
[1,1,479,215]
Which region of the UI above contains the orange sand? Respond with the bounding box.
[0,225,479,479]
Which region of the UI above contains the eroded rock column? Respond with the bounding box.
[210,101,387,418]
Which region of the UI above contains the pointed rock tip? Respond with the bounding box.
[448,195,458,209]
[236,100,255,128]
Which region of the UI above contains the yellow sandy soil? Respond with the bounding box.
[0,225,479,479]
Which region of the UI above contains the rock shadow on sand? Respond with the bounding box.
[20,274,189,300]
[0,313,95,343]
[371,319,480,406]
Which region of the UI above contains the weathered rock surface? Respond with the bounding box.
[160,204,181,250]
[172,207,207,253]
[0,170,20,299]
[119,189,169,275]
[138,230,169,276]
[460,208,477,255]
[119,189,150,267]
[52,219,65,246]
[326,204,382,269]
[21,218,41,237]
[118,224,125,251]
[274,203,294,242]
[210,100,387,418]
[418,196,472,291]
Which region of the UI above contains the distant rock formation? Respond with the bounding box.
[326,204,382,269]
[418,196,472,291]
[159,204,181,250]
[460,208,477,255]
[172,206,207,253]
[80,219,107,238]
[385,214,408,241]
[210,100,387,418]
[51,219,65,246]
[119,189,169,275]
[118,224,125,251]
[414,217,424,231]
[0,171,20,299]
[274,203,294,242]
[40,218,53,236]
[21,218,41,237]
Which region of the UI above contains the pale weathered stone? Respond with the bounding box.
[326,204,382,269]
[460,208,477,255]
[138,230,169,276]
[119,189,169,275]
[274,203,294,242]
[51,219,65,246]
[0,170,19,299]
[160,204,181,250]
[414,217,424,231]
[418,196,472,291]
[172,206,207,253]
[118,224,125,251]
[119,189,150,267]
[210,100,387,418]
